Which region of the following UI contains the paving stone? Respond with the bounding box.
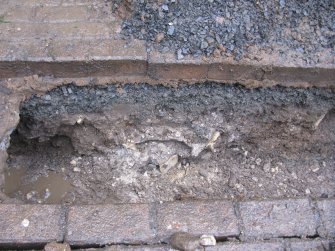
[317,199,335,238]
[103,245,173,251]
[0,22,113,40]
[239,199,317,239]
[66,204,154,245]
[205,241,284,251]
[34,5,91,23]
[288,239,334,251]
[148,52,208,81]
[0,204,63,246]
[156,200,239,241]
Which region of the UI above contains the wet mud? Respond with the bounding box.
[2,83,335,204]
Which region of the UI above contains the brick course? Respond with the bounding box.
[0,204,63,246]
[317,199,335,238]
[66,204,155,245]
[205,241,284,251]
[239,199,318,239]
[156,200,239,241]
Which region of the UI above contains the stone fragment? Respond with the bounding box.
[44,242,71,251]
[170,232,201,251]
[199,235,216,246]
[155,33,165,43]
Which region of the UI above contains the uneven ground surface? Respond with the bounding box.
[3,83,335,204]
[119,0,335,62]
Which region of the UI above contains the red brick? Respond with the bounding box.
[239,199,317,239]
[317,199,335,238]
[148,52,208,81]
[148,63,208,81]
[156,200,239,241]
[66,204,155,245]
[0,204,63,246]
[205,241,284,251]
[207,63,259,82]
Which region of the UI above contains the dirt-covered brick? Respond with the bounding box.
[0,204,63,246]
[288,239,334,251]
[239,199,317,239]
[317,199,335,238]
[156,200,239,241]
[66,204,155,245]
[205,241,284,251]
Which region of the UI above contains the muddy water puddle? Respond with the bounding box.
[4,167,73,204]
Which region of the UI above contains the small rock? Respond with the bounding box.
[252,177,258,182]
[167,25,175,35]
[177,49,184,60]
[200,41,208,49]
[305,188,311,195]
[73,167,81,172]
[206,37,215,44]
[26,191,36,200]
[76,117,83,124]
[70,160,77,166]
[44,242,71,251]
[170,232,201,251]
[160,155,178,173]
[263,162,271,172]
[61,86,68,95]
[44,95,52,101]
[200,235,216,246]
[161,4,169,12]
[279,0,285,8]
[21,219,29,227]
[213,48,221,58]
[198,169,209,178]
[155,32,165,43]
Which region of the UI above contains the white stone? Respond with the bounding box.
[21,219,29,227]
[200,235,216,246]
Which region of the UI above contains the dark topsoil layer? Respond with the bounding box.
[3,83,335,204]
[117,0,335,62]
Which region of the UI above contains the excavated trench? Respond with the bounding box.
[2,83,335,205]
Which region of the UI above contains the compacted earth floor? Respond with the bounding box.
[2,83,335,204]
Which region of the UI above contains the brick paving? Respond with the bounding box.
[0,199,334,248]
[317,200,335,238]
[156,201,239,241]
[66,204,154,245]
[239,199,317,239]
[0,204,63,247]
[0,0,334,88]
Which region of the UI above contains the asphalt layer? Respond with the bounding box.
[118,0,335,62]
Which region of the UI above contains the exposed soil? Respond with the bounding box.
[117,0,335,62]
[3,83,335,204]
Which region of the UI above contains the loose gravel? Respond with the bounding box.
[117,0,335,62]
